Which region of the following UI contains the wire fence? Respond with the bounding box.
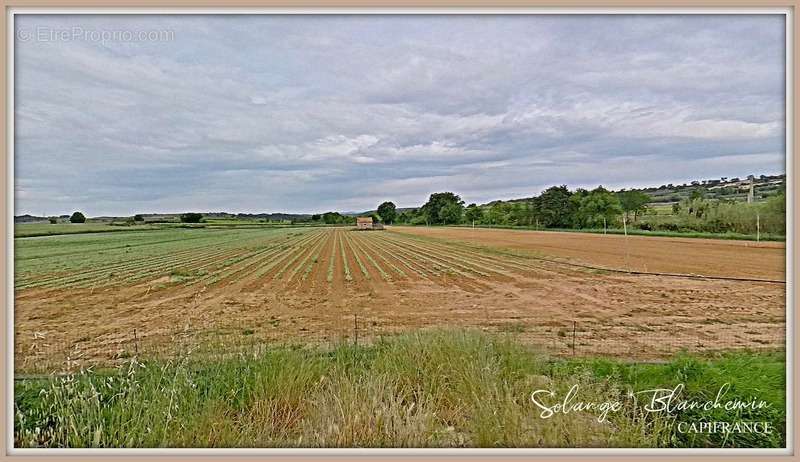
[14,315,786,375]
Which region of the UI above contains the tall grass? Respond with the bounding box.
[14,330,785,448]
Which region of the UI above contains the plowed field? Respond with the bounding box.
[14,226,785,370]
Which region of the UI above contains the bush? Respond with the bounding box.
[180,213,203,223]
[133,214,144,222]
[638,194,785,236]
[69,212,86,224]
[48,217,57,224]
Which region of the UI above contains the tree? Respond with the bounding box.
[396,208,418,224]
[690,188,705,201]
[682,196,709,219]
[616,190,650,222]
[568,189,589,227]
[537,186,574,228]
[439,201,463,225]
[409,213,428,225]
[180,212,203,223]
[420,192,464,225]
[69,211,86,223]
[311,214,321,221]
[487,202,508,225]
[510,203,530,226]
[322,211,351,225]
[376,201,397,224]
[575,187,622,229]
[133,214,145,222]
[322,212,339,224]
[464,203,483,224]
[517,201,538,226]
[48,217,57,224]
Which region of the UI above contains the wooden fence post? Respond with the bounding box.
[571,321,577,356]
[354,313,359,347]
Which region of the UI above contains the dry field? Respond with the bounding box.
[392,226,786,280]
[14,226,786,371]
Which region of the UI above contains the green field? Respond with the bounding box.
[14,223,165,238]
[647,203,676,215]
[14,330,785,448]
[15,226,319,290]
[13,220,337,238]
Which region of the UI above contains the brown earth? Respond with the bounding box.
[14,227,786,372]
[390,226,786,281]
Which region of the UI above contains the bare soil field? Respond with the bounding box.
[391,226,786,281]
[14,227,785,371]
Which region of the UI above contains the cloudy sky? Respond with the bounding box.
[14,14,785,216]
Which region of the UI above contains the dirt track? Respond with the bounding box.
[391,226,786,281]
[14,227,786,371]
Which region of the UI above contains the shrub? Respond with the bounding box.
[180,213,203,223]
[69,212,86,224]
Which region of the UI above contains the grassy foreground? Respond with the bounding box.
[14,330,785,448]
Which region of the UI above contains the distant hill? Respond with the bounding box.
[344,207,419,218]
[635,173,785,204]
[14,211,312,224]
[14,214,48,224]
[489,173,785,207]
[231,212,311,221]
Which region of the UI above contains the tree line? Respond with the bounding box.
[386,186,649,229]
[53,182,785,238]
[374,185,785,236]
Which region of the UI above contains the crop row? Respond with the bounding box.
[323,229,563,288]
[192,230,327,287]
[379,232,566,278]
[16,226,566,293]
[15,228,319,290]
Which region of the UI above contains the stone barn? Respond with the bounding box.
[356,217,373,230]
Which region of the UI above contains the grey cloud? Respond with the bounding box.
[13,14,785,216]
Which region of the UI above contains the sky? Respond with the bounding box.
[14,14,786,216]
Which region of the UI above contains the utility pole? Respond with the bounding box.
[623,214,631,271]
[757,213,760,243]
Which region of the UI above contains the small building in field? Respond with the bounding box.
[356,217,373,230]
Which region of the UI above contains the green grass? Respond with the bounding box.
[14,223,166,238]
[14,221,340,238]
[14,330,785,448]
[14,226,321,290]
[647,204,676,215]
